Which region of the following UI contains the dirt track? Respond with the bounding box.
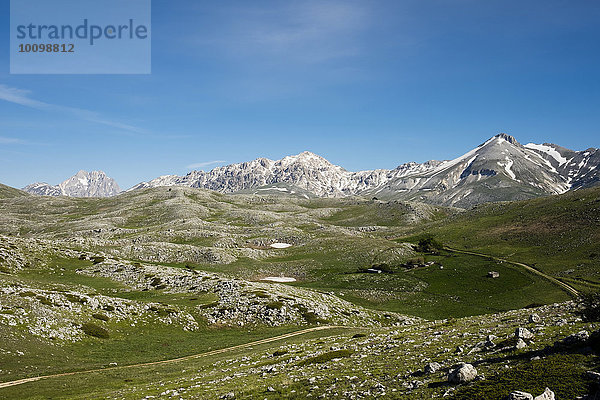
[0,325,345,390]
[444,246,579,297]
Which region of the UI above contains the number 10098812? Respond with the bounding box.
[19,43,74,53]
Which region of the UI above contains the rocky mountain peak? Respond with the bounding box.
[493,133,520,145]
[23,170,121,197]
[279,151,336,167]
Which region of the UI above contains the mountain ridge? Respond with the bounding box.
[128,133,600,207]
[20,134,600,207]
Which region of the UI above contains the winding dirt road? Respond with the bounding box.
[0,325,346,390]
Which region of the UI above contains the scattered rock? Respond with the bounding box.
[487,271,500,278]
[556,330,590,348]
[485,334,497,347]
[508,391,534,400]
[424,362,441,374]
[515,327,534,340]
[529,313,541,324]
[515,338,528,349]
[533,387,555,400]
[448,363,477,384]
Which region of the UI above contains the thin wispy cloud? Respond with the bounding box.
[0,136,27,144]
[188,1,368,67]
[186,160,226,169]
[185,1,371,101]
[246,2,367,61]
[0,84,150,136]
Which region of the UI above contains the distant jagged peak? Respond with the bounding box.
[279,151,334,165]
[492,133,520,145]
[23,170,121,197]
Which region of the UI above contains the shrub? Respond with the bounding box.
[91,256,105,264]
[92,313,109,321]
[81,322,110,339]
[65,293,87,304]
[352,333,367,338]
[37,296,54,306]
[199,301,219,309]
[578,291,600,322]
[415,236,443,254]
[406,257,425,266]
[252,290,270,299]
[273,350,288,357]
[266,301,284,310]
[372,263,394,273]
[150,277,162,287]
[302,311,327,325]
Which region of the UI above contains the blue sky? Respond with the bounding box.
[1,0,599,189]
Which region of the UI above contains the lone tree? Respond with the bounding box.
[415,236,443,254]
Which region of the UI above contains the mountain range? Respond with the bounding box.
[20,134,599,207]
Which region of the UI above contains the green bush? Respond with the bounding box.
[81,322,110,339]
[150,277,162,287]
[37,296,54,306]
[273,350,288,357]
[91,256,105,264]
[252,290,270,299]
[406,257,425,266]
[65,293,87,304]
[199,301,219,309]
[92,313,109,321]
[302,311,327,325]
[372,263,394,273]
[415,236,443,254]
[578,291,600,322]
[266,301,284,310]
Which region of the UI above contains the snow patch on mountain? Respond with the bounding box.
[524,143,568,166]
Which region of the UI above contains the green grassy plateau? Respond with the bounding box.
[0,185,598,398]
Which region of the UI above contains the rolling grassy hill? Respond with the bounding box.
[0,183,599,398]
[401,187,600,293]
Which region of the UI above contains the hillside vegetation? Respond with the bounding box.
[0,184,598,398]
[403,187,600,293]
